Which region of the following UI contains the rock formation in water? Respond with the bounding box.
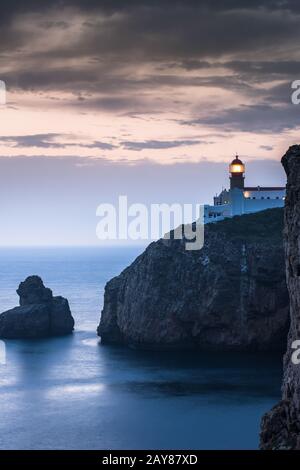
[260,145,300,450]
[98,208,289,351]
[0,276,75,339]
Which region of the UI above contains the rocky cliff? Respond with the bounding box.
[261,145,300,450]
[98,208,289,351]
[0,276,75,339]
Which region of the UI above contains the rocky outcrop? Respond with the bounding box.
[0,276,74,339]
[260,145,300,450]
[98,208,289,351]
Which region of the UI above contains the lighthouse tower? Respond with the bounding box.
[229,155,245,190]
[204,154,285,223]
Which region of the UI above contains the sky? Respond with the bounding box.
[0,0,299,245]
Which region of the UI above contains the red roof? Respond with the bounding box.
[244,186,285,191]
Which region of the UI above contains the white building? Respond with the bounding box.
[204,156,286,224]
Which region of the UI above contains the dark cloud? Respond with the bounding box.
[2,2,300,65]
[0,135,210,152]
[122,139,207,151]
[0,133,65,149]
[260,145,274,151]
[178,59,300,76]
[184,104,300,133]
[0,134,116,150]
[1,1,300,131]
[0,0,294,22]
[29,7,300,62]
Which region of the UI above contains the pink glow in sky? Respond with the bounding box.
[0,1,298,244]
[0,2,300,165]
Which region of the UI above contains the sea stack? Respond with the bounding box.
[0,276,75,339]
[98,208,289,351]
[260,145,300,449]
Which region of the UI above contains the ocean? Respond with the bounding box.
[0,247,282,450]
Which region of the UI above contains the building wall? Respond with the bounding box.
[205,189,285,224]
[244,189,285,200]
[204,204,228,223]
[214,189,230,206]
[204,177,286,224]
[244,197,284,214]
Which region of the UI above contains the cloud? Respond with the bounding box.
[1,1,300,137]
[2,3,300,85]
[260,145,274,151]
[0,134,117,150]
[121,139,206,151]
[0,133,66,149]
[183,104,300,133]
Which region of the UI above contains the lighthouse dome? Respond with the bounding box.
[231,156,243,165]
[229,155,245,174]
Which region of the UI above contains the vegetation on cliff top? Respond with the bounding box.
[207,208,283,243]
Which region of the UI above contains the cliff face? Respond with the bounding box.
[261,146,300,450]
[98,208,289,351]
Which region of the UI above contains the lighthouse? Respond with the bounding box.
[229,156,245,190]
[204,155,286,223]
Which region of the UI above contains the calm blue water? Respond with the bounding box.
[0,247,282,450]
